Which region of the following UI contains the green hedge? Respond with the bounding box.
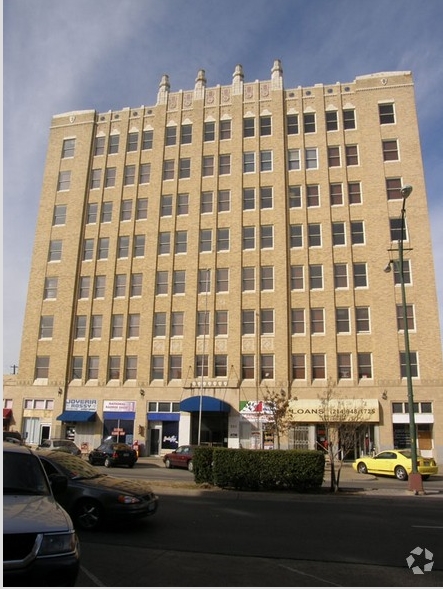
[193,447,325,492]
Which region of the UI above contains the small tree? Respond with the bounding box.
[319,379,370,492]
[262,387,294,449]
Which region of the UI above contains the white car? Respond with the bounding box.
[36,438,81,455]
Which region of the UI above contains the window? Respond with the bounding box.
[289,185,302,208]
[348,182,362,204]
[303,113,316,133]
[291,309,305,334]
[218,190,230,212]
[243,226,255,250]
[87,356,99,380]
[260,309,274,334]
[292,354,305,380]
[343,109,356,130]
[338,354,352,379]
[396,304,414,331]
[309,265,323,289]
[260,355,274,380]
[124,164,136,185]
[243,188,255,210]
[243,152,255,173]
[216,268,229,293]
[171,312,184,336]
[127,132,138,152]
[158,232,171,255]
[173,270,186,294]
[386,178,402,200]
[390,218,407,242]
[118,236,130,258]
[78,276,90,299]
[330,183,343,206]
[356,307,370,332]
[57,171,71,191]
[353,263,367,287]
[215,311,228,336]
[260,116,272,136]
[101,201,112,223]
[97,237,109,260]
[382,140,399,161]
[125,356,138,380]
[242,310,255,335]
[307,185,319,207]
[198,269,211,293]
[332,221,346,245]
[35,356,50,379]
[336,308,350,333]
[345,145,359,166]
[242,355,255,380]
[165,126,177,146]
[197,311,210,336]
[181,124,192,144]
[108,357,120,381]
[290,224,303,248]
[139,163,151,184]
[195,355,209,378]
[219,154,231,175]
[44,277,58,299]
[200,229,212,253]
[308,224,321,247]
[133,235,145,257]
[156,271,168,295]
[169,356,182,380]
[82,239,94,261]
[94,136,105,156]
[311,308,324,334]
[152,356,164,380]
[214,355,228,377]
[111,314,124,338]
[334,264,348,288]
[288,149,301,171]
[53,204,66,225]
[75,315,87,339]
[87,203,98,223]
[130,273,142,297]
[328,146,340,167]
[243,118,255,138]
[154,313,166,337]
[312,354,326,379]
[71,357,83,380]
[290,265,304,290]
[326,111,338,131]
[351,221,365,245]
[260,150,272,172]
[379,103,395,125]
[163,160,174,180]
[358,353,372,379]
[287,114,299,135]
[108,135,119,154]
[260,267,274,291]
[39,316,53,339]
[204,121,215,142]
[90,315,102,339]
[260,225,273,249]
[242,267,255,291]
[260,187,273,209]
[175,230,187,254]
[217,228,230,252]
[202,156,214,176]
[177,193,189,215]
[94,275,106,298]
[179,158,191,179]
[105,167,116,187]
[305,148,318,169]
[142,130,153,149]
[120,200,132,221]
[136,198,148,220]
[220,120,231,140]
[201,191,213,214]
[114,274,126,297]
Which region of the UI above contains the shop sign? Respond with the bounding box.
[288,399,379,422]
[103,400,135,412]
[65,399,97,411]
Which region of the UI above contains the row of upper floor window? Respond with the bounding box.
[38,302,415,342]
[60,104,397,158]
[33,345,419,383]
[57,139,403,190]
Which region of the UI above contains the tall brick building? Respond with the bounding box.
[5,61,443,459]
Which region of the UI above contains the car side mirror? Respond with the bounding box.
[49,473,68,494]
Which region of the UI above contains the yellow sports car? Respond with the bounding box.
[352,450,438,481]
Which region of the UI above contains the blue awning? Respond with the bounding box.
[103,411,135,420]
[148,412,180,421]
[180,396,231,413]
[56,411,96,422]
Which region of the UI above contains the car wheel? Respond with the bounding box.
[395,465,408,481]
[422,475,430,481]
[74,499,103,531]
[104,457,112,468]
[88,455,95,465]
[128,462,135,468]
[357,462,368,475]
[164,458,172,468]
[187,460,194,472]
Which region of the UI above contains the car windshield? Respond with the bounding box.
[3,452,51,495]
[45,452,103,480]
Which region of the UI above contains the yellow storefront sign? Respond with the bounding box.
[288,398,379,422]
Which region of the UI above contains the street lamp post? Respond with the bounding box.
[197,269,210,446]
[385,185,423,494]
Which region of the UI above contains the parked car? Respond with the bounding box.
[352,449,438,481]
[88,441,137,468]
[3,442,80,586]
[37,439,81,456]
[163,445,196,471]
[3,430,24,445]
[38,450,158,531]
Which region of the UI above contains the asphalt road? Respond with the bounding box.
[74,462,443,587]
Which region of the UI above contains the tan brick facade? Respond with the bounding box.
[5,63,443,460]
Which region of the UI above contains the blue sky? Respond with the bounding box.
[3,0,443,373]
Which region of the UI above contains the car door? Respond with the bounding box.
[372,451,397,475]
[176,446,190,467]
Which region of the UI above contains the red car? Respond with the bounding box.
[163,445,196,471]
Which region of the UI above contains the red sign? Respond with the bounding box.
[112,428,125,435]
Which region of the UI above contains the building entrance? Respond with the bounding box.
[190,412,228,446]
